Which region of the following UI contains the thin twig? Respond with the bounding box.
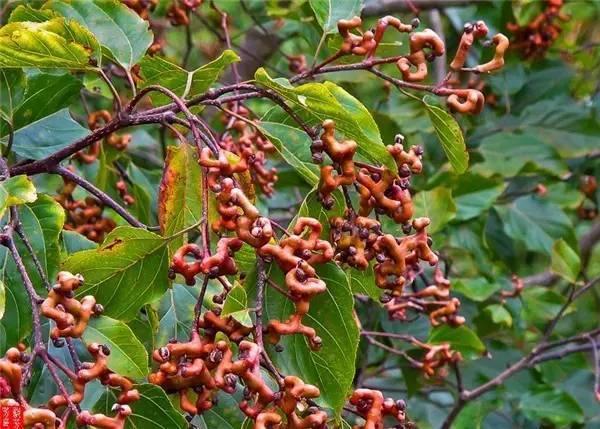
[364,336,422,368]
[40,352,80,415]
[183,23,193,68]
[586,335,599,400]
[194,276,210,331]
[98,68,123,112]
[441,276,600,428]
[51,165,149,229]
[14,220,51,290]
[2,122,14,157]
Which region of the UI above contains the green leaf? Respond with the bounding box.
[1,71,82,138]
[62,226,170,321]
[11,108,90,160]
[156,284,198,346]
[0,281,5,320]
[537,353,589,385]
[0,196,64,351]
[93,383,187,428]
[474,132,568,178]
[0,69,26,124]
[425,104,468,173]
[2,176,37,204]
[82,316,149,380]
[428,325,485,359]
[483,304,512,328]
[257,121,320,186]
[544,182,585,210]
[550,239,581,283]
[297,188,345,238]
[61,230,98,255]
[20,196,65,288]
[309,0,363,34]
[46,0,153,70]
[9,5,102,63]
[520,99,600,158]
[8,4,59,22]
[521,286,566,325]
[83,72,114,99]
[452,401,495,429]
[512,1,545,26]
[453,277,500,302]
[0,175,37,217]
[128,316,154,356]
[158,144,203,252]
[0,18,96,69]
[264,263,359,414]
[139,50,240,105]
[222,282,252,327]
[199,392,247,429]
[413,187,456,234]
[519,387,584,426]
[348,265,381,301]
[255,68,396,172]
[234,244,258,278]
[453,174,505,221]
[126,163,154,226]
[495,196,575,256]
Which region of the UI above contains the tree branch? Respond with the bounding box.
[441,276,600,428]
[51,165,149,229]
[362,0,486,16]
[10,111,175,176]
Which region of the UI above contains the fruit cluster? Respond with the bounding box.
[260,217,333,349]
[578,175,598,220]
[40,272,103,340]
[349,389,408,429]
[166,0,203,26]
[150,313,416,427]
[55,174,116,242]
[122,0,157,19]
[219,106,278,196]
[331,16,508,114]
[77,111,131,164]
[508,0,568,58]
[384,267,464,327]
[0,272,138,429]
[149,310,328,425]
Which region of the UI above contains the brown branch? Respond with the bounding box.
[10,111,174,176]
[362,0,486,15]
[361,330,419,344]
[51,165,149,229]
[441,276,600,428]
[587,335,600,400]
[363,335,423,369]
[14,215,51,290]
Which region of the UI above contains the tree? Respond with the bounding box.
[0,0,598,428]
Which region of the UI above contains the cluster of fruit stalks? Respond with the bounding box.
[0,7,511,429]
[55,110,134,243]
[507,0,569,59]
[127,0,565,62]
[154,6,510,422]
[1,273,137,428]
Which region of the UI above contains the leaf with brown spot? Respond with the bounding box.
[62,226,170,321]
[158,144,204,252]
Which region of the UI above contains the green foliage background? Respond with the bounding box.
[0,0,598,428]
